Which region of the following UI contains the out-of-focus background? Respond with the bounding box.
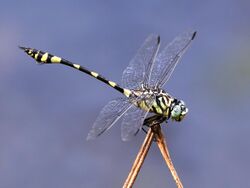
[1,1,250,187]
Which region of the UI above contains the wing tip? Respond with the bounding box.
[191,31,197,40]
[86,128,105,141]
[121,137,129,142]
[86,133,95,141]
[157,35,161,44]
[121,133,131,142]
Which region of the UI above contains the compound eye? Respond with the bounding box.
[171,105,181,118]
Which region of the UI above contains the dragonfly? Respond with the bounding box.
[20,30,196,141]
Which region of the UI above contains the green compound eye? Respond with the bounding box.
[171,105,181,118]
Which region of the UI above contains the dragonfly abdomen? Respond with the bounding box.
[19,46,132,98]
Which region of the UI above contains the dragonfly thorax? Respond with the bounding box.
[130,88,188,121]
[130,88,170,117]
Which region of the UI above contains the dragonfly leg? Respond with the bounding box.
[142,127,148,134]
[133,128,140,137]
[143,115,166,127]
[142,115,167,142]
[133,115,167,138]
[133,126,148,137]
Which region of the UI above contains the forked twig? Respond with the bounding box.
[123,128,154,188]
[123,115,183,188]
[153,125,183,188]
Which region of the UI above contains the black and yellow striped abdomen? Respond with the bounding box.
[19,46,132,97]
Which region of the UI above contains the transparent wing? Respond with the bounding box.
[149,30,196,88]
[121,96,155,141]
[122,34,160,89]
[87,97,134,140]
[121,106,149,141]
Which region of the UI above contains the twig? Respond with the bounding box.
[153,125,183,188]
[123,128,154,188]
[123,115,184,188]
[123,115,164,188]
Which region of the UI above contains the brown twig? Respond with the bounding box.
[123,128,154,188]
[153,125,183,188]
[123,115,183,188]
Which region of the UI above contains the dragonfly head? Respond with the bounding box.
[171,100,188,122]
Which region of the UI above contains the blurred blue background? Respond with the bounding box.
[1,1,250,187]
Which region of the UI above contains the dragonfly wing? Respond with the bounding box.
[121,95,155,141]
[122,34,160,89]
[149,30,196,88]
[87,97,134,140]
[121,105,149,141]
